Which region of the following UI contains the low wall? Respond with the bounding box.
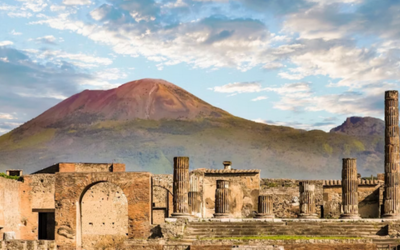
[192,239,376,250]
[260,179,323,218]
[0,240,56,250]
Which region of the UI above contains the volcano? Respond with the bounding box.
[0,79,385,179]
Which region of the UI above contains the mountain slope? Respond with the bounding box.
[330,117,384,136]
[0,79,385,179]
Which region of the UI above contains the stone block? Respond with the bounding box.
[3,232,15,240]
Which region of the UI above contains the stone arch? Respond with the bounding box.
[77,181,128,249]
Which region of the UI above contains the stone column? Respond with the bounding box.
[189,174,201,217]
[299,181,318,219]
[172,156,190,217]
[214,180,230,218]
[255,195,274,219]
[384,90,400,218]
[340,158,360,219]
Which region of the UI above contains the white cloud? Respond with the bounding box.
[62,0,91,6]
[279,45,400,88]
[0,41,13,47]
[30,14,276,71]
[209,81,263,94]
[25,49,113,68]
[0,113,16,120]
[29,35,61,45]
[50,5,66,11]
[17,92,68,100]
[0,57,9,62]
[8,11,33,18]
[0,4,17,11]
[96,68,127,81]
[10,30,22,35]
[253,118,337,132]
[251,96,268,101]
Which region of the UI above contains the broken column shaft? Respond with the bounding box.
[340,158,360,219]
[384,90,400,218]
[214,180,230,218]
[299,181,318,219]
[172,156,190,217]
[256,195,274,219]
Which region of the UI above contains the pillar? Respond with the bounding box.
[383,90,400,218]
[214,180,230,218]
[172,156,190,217]
[255,195,274,219]
[299,181,318,219]
[340,158,360,219]
[189,174,201,217]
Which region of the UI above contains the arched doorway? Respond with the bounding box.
[80,182,128,249]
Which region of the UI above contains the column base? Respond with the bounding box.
[171,213,192,218]
[340,214,361,219]
[213,213,230,218]
[298,213,318,219]
[382,213,400,219]
[255,213,274,219]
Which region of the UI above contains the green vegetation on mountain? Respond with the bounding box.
[0,79,386,179]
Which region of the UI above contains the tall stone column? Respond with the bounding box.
[340,158,361,219]
[172,157,190,217]
[214,180,230,218]
[299,181,318,219]
[384,90,400,218]
[255,195,274,219]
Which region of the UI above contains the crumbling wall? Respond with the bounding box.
[152,175,173,224]
[54,172,151,249]
[19,174,55,240]
[260,179,323,218]
[0,177,20,239]
[81,182,128,249]
[323,182,382,218]
[0,240,56,250]
[202,172,260,218]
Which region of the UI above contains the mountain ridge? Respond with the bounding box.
[0,79,386,179]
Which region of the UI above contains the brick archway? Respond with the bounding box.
[54,172,152,249]
[78,181,128,249]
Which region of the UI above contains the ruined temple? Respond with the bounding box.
[0,91,400,249]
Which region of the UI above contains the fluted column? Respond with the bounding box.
[214,180,230,218]
[299,181,318,219]
[384,91,400,218]
[172,156,190,217]
[340,158,361,219]
[255,195,274,219]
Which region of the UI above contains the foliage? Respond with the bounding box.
[0,172,20,180]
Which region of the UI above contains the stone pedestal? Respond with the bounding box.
[255,195,274,219]
[340,158,361,219]
[383,91,400,218]
[3,231,15,240]
[214,180,230,218]
[299,181,318,219]
[171,157,190,217]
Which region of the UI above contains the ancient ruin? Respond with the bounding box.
[1,91,400,249]
[256,195,274,219]
[340,158,360,219]
[172,157,190,217]
[299,181,318,219]
[213,180,230,218]
[384,90,400,218]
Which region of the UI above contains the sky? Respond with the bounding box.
[0,0,399,135]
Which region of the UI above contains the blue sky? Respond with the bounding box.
[0,0,399,134]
